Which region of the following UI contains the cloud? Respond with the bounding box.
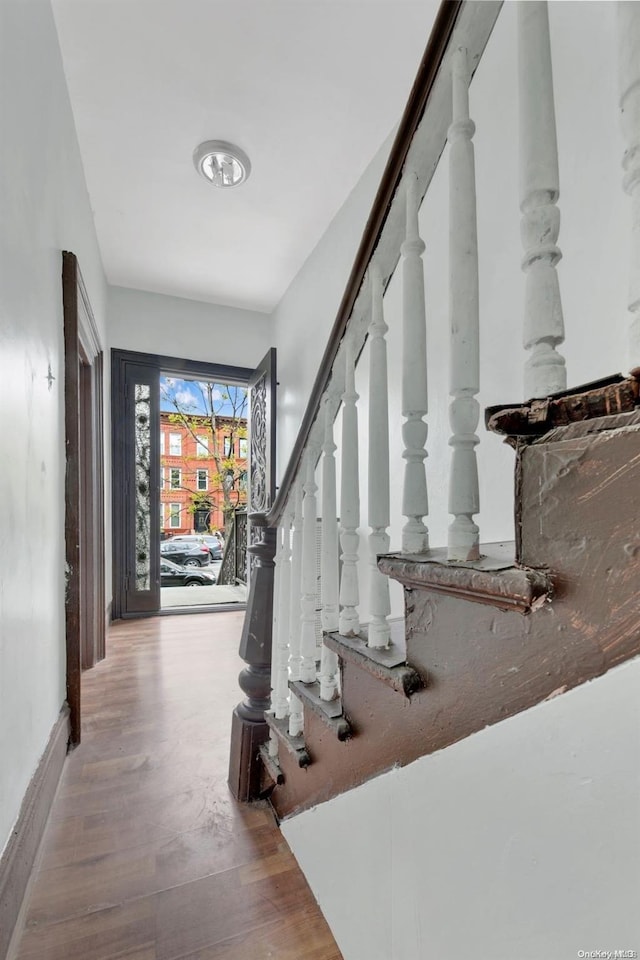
[175,389,197,408]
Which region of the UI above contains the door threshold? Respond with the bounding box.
[158,602,247,616]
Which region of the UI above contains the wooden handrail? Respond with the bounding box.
[267,0,463,526]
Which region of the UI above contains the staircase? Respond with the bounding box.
[228,0,640,824]
[262,378,640,818]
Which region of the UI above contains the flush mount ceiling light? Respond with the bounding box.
[193,140,251,188]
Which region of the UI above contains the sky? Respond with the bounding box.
[160,376,247,418]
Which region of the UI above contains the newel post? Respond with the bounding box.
[228,512,276,801]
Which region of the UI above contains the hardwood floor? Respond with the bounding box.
[11,613,342,960]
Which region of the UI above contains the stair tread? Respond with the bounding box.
[324,629,424,697]
[379,541,553,613]
[289,681,351,740]
[265,714,311,767]
[391,540,518,570]
[258,742,285,786]
[332,619,407,664]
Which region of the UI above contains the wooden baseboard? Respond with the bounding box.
[0,705,70,960]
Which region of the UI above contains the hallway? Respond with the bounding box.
[10,613,342,960]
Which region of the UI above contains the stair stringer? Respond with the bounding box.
[268,410,640,820]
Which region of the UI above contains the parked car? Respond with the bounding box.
[160,558,217,587]
[160,540,211,567]
[165,534,222,561]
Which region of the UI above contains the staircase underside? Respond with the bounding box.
[265,398,640,820]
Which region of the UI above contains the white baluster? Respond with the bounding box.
[401,173,430,554]
[267,731,279,760]
[319,395,340,700]
[618,1,640,369]
[367,266,391,649]
[270,524,288,720]
[448,46,481,562]
[275,510,292,720]
[288,481,304,737]
[339,339,361,636]
[300,448,319,683]
[518,1,566,398]
[268,524,283,759]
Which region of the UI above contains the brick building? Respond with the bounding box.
[160,412,247,536]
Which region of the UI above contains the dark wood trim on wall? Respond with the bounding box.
[94,352,106,662]
[62,253,82,744]
[0,706,70,960]
[63,252,106,743]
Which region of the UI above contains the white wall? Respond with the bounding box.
[0,0,107,855]
[272,130,395,477]
[283,655,640,960]
[108,285,273,370]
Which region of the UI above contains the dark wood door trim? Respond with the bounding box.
[110,349,254,621]
[62,255,81,744]
[248,347,277,513]
[63,251,105,745]
[78,351,106,669]
[79,357,93,670]
[94,352,106,660]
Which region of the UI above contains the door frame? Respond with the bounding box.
[63,251,105,746]
[111,349,254,620]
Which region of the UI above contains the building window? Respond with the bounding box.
[160,432,165,455]
[197,469,208,491]
[169,468,181,490]
[238,437,248,459]
[196,435,209,457]
[223,436,232,457]
[161,503,165,527]
[169,503,181,528]
[169,433,181,456]
[238,470,247,492]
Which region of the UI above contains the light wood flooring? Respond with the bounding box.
[11,612,342,960]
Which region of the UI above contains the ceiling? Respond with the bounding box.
[53,0,440,313]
